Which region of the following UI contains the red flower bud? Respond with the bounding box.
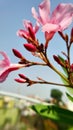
[24,43,36,52]
[12,49,23,59]
[70,63,73,72]
[70,28,73,44]
[53,55,66,67]
[53,55,61,65]
[15,78,26,83]
[28,27,35,40]
[18,73,27,79]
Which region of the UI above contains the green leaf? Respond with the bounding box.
[58,56,73,95]
[61,77,69,86]
[58,55,69,86]
[66,93,73,102]
[67,86,73,95]
[31,104,73,125]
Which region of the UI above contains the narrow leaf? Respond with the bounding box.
[66,93,73,102]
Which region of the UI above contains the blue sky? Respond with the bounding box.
[0,0,73,100]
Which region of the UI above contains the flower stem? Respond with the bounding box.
[41,52,69,84]
[49,63,69,84]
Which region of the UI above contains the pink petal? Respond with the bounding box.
[39,0,50,24]
[32,0,50,25]
[32,7,40,23]
[33,22,40,33]
[0,65,19,83]
[0,61,25,83]
[17,29,29,39]
[59,16,73,30]
[23,20,39,34]
[0,51,10,68]
[0,67,10,82]
[23,20,33,30]
[51,3,73,30]
[42,23,60,33]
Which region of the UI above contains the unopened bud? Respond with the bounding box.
[70,28,73,44]
[58,32,68,43]
[70,63,73,72]
[28,27,35,40]
[18,73,27,79]
[53,55,65,67]
[58,31,66,41]
[24,43,36,52]
[12,49,23,59]
[53,55,61,65]
[15,78,26,83]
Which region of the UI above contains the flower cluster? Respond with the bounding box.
[0,0,73,89]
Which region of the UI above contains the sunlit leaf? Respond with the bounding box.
[31,104,73,125]
[61,77,69,86]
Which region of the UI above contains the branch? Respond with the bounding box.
[0,91,49,105]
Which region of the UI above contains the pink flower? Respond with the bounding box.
[32,0,73,40]
[17,20,39,40]
[0,51,25,82]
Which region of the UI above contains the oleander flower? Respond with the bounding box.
[32,0,73,40]
[17,20,39,40]
[0,51,25,82]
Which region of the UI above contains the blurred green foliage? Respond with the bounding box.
[0,93,73,130]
